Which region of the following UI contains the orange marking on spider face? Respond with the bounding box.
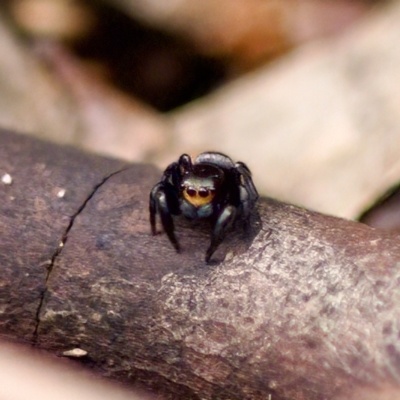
[183,188,215,207]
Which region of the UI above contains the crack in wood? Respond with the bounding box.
[32,166,128,344]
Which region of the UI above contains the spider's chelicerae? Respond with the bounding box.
[149,152,258,263]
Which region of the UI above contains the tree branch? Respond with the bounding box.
[1,129,400,400]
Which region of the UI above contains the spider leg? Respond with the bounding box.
[178,154,193,173]
[149,182,181,252]
[206,205,236,263]
[161,161,181,187]
[149,185,158,236]
[235,162,259,219]
[235,162,258,200]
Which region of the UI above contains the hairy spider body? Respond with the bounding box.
[149,152,258,263]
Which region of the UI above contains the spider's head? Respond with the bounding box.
[181,163,223,208]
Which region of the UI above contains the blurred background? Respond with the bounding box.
[0,0,399,225]
[1,1,400,398]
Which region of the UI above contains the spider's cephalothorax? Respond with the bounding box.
[149,152,258,263]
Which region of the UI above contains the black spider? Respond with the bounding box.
[149,152,258,263]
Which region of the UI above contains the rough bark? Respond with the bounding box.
[1,129,400,399]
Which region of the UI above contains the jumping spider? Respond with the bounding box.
[149,152,258,263]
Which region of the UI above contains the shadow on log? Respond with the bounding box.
[1,129,400,400]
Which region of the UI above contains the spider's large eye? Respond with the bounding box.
[186,188,197,197]
[198,188,210,198]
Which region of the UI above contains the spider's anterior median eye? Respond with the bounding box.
[186,188,197,197]
[198,188,210,198]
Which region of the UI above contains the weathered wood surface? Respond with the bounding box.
[1,129,400,400]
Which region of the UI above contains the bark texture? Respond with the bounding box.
[1,129,400,399]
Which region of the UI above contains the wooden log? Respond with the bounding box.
[1,129,400,399]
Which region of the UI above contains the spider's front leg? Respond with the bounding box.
[149,182,181,252]
[206,205,237,263]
